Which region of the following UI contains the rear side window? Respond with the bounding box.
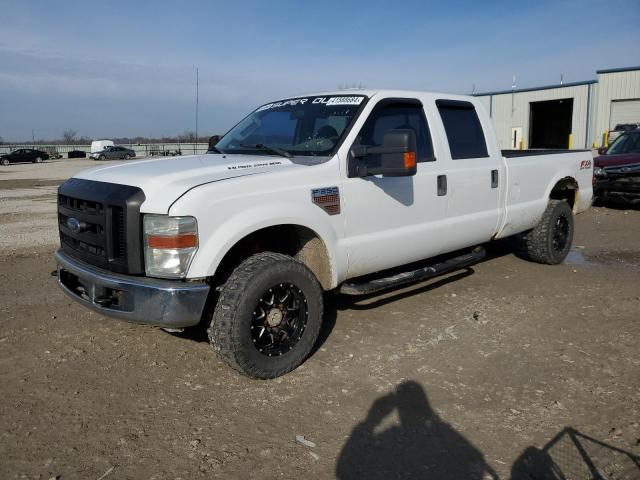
[437,100,488,159]
[354,101,434,163]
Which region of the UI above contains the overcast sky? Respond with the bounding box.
[1,0,639,141]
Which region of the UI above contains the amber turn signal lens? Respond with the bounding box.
[403,152,416,169]
[147,233,198,249]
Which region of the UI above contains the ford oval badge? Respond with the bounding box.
[66,217,82,233]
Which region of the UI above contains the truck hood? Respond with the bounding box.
[73,153,302,213]
[594,153,640,168]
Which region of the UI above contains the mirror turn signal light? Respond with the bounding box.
[404,152,416,169]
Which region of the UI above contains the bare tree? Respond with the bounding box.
[62,129,77,144]
[178,131,197,143]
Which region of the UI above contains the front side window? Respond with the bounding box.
[216,95,367,157]
[352,101,434,169]
[437,100,489,159]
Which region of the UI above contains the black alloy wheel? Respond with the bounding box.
[251,283,309,357]
[552,213,570,253]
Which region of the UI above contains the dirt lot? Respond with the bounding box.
[1,160,639,479]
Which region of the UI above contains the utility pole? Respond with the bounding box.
[511,75,517,116]
[195,67,199,154]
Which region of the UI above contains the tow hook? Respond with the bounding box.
[94,296,114,307]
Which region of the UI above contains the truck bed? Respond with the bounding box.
[496,149,594,239]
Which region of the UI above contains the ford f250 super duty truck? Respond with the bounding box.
[54,90,593,378]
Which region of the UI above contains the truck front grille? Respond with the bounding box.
[57,179,145,274]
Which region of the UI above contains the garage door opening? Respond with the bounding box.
[529,98,573,148]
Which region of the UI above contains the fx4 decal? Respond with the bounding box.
[580,160,592,170]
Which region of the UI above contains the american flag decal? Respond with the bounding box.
[311,187,341,215]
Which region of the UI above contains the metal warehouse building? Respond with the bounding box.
[474,66,640,150]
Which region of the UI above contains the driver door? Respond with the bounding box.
[342,98,449,278]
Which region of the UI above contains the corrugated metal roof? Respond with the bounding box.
[596,66,640,74]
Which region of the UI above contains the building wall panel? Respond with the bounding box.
[479,85,590,149]
[592,70,640,146]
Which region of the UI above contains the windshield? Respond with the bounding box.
[607,133,640,155]
[216,95,367,157]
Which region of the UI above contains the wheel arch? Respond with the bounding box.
[548,175,579,211]
[204,223,336,290]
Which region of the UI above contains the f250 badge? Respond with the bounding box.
[580,160,592,170]
[311,187,340,215]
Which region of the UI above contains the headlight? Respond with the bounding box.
[143,215,198,278]
[593,166,606,177]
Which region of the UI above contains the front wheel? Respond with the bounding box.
[208,252,323,379]
[523,200,574,264]
[1,158,9,166]
[34,156,42,163]
[124,154,131,160]
[98,155,106,161]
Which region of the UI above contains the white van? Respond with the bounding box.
[90,140,114,153]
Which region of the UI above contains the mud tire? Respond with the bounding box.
[208,252,323,379]
[524,200,574,265]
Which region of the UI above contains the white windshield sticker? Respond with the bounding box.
[326,96,364,106]
[256,96,363,111]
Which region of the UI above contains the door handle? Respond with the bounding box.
[491,170,499,188]
[437,175,447,196]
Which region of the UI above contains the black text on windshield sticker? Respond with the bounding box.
[257,96,363,112]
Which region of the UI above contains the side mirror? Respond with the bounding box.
[597,146,607,155]
[350,129,417,178]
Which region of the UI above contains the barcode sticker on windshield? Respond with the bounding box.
[326,96,364,106]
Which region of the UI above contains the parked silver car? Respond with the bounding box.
[90,146,136,161]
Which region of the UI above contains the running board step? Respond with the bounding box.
[339,247,486,296]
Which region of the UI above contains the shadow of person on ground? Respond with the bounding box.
[336,381,498,479]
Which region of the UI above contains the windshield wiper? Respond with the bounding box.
[240,143,292,158]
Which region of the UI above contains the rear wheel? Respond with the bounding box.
[208,252,323,379]
[1,158,9,166]
[523,200,574,264]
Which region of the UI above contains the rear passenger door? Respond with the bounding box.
[435,99,504,249]
[343,98,448,277]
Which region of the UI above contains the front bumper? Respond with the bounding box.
[595,175,640,202]
[54,249,210,328]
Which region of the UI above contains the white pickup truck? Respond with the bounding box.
[55,90,593,378]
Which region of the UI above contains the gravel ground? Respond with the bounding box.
[0,160,123,251]
[0,160,638,479]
